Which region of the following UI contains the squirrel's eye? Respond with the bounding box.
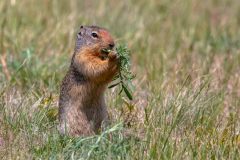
[91,32,98,38]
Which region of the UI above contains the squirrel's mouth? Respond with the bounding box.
[100,48,113,60]
[101,48,112,54]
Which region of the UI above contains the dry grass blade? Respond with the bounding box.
[0,54,10,80]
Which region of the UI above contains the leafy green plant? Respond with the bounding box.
[104,45,135,100]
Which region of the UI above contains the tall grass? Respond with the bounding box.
[0,0,240,159]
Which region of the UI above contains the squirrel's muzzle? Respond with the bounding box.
[108,42,115,50]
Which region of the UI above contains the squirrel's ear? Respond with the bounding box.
[77,31,82,38]
[79,26,84,31]
[77,26,85,38]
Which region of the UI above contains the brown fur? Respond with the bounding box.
[58,26,118,137]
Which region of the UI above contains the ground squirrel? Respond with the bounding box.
[58,26,119,137]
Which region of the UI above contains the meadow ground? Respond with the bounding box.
[0,0,240,159]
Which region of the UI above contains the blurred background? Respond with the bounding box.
[1,0,240,90]
[0,0,240,159]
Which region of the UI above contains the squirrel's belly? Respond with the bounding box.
[59,99,107,136]
[84,103,107,131]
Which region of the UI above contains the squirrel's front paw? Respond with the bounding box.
[108,51,119,61]
[108,51,119,72]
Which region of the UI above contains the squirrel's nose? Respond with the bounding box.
[109,43,115,49]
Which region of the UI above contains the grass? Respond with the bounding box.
[0,0,240,159]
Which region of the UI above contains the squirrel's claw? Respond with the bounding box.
[108,51,119,60]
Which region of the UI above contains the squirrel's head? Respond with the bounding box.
[75,25,115,55]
